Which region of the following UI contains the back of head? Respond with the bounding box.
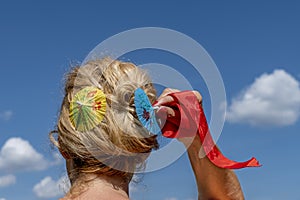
[50,57,159,190]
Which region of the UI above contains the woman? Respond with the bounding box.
[50,57,244,200]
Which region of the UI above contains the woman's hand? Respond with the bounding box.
[155,88,202,112]
[154,88,203,148]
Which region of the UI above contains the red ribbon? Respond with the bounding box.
[156,91,260,169]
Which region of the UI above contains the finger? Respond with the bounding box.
[154,95,174,106]
[157,88,181,101]
[156,88,202,105]
[192,91,203,103]
[155,88,180,105]
[157,105,175,117]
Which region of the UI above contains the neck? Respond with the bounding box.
[65,173,130,199]
[97,174,130,194]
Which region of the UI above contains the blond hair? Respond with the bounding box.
[50,57,159,195]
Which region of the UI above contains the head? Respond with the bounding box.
[50,57,159,193]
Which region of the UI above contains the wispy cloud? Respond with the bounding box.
[226,69,300,126]
[0,137,48,172]
[0,110,13,121]
[0,174,16,187]
[33,176,68,198]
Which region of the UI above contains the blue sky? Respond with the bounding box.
[0,1,300,199]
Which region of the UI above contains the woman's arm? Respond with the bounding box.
[156,88,244,200]
[185,135,244,200]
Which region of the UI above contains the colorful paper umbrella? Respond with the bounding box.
[134,88,161,135]
[69,86,107,132]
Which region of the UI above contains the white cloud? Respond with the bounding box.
[0,198,6,200]
[33,176,67,198]
[0,110,13,121]
[226,70,300,126]
[0,137,48,172]
[0,174,16,187]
